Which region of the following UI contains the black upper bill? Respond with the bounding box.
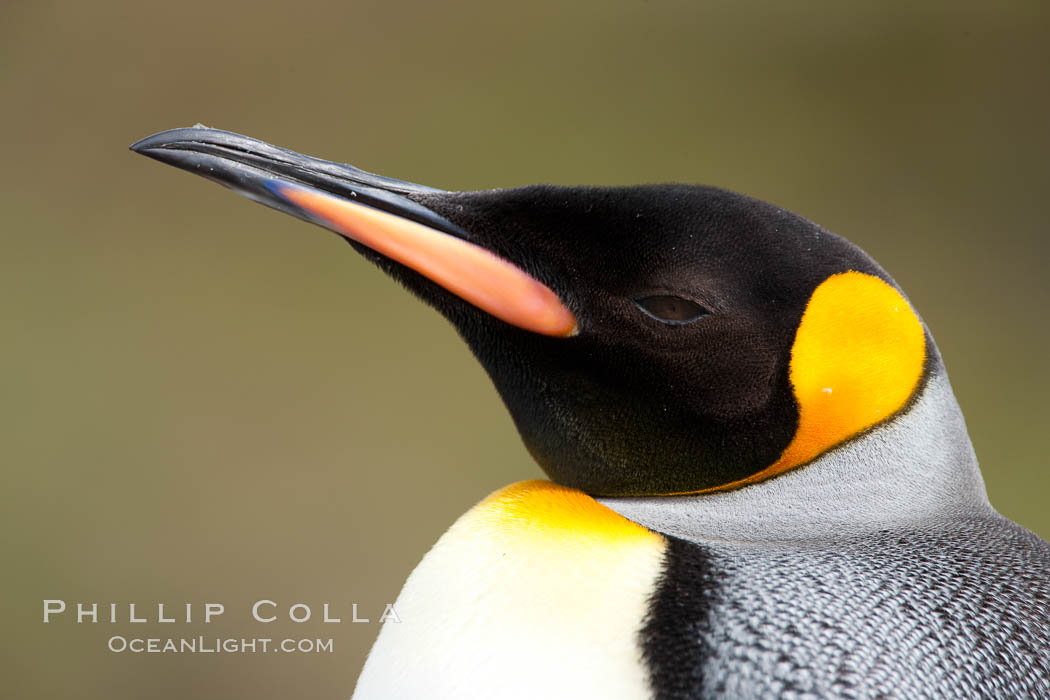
[129,125,467,238]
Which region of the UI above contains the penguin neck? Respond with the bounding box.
[599,367,992,543]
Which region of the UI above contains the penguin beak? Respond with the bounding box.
[130,126,577,337]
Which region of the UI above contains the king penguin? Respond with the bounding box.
[132,126,1050,699]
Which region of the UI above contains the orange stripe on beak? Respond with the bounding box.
[272,183,578,337]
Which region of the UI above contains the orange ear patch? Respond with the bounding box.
[703,271,926,493]
[774,270,926,469]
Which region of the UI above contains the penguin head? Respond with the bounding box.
[132,128,928,497]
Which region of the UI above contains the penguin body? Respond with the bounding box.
[131,127,1050,699]
[356,369,1050,699]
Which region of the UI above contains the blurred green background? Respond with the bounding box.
[3,1,1048,697]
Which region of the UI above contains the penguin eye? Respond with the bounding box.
[633,295,709,324]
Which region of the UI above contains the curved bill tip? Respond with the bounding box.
[267,181,579,338]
